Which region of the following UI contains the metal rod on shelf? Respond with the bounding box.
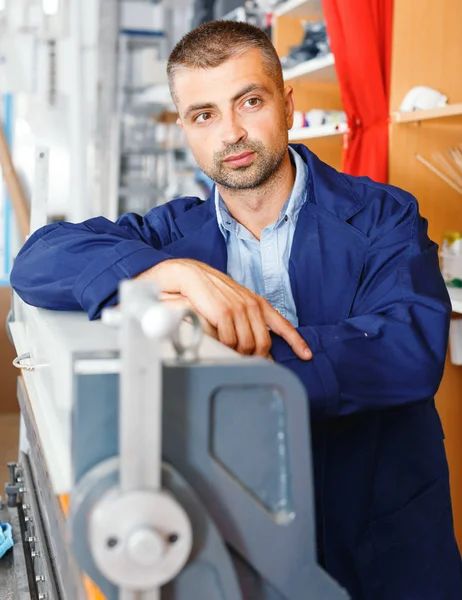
[448,145,462,174]
[415,153,462,195]
[433,153,462,187]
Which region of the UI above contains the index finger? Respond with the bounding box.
[262,303,312,360]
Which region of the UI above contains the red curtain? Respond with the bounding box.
[322,0,393,183]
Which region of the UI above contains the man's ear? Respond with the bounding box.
[176,117,183,130]
[284,85,295,130]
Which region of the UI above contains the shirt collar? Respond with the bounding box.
[214,146,308,239]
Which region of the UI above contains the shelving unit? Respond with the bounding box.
[273,0,324,20]
[282,53,336,83]
[389,0,462,550]
[392,102,462,123]
[272,3,343,170]
[289,122,347,141]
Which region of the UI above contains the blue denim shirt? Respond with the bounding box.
[215,147,308,327]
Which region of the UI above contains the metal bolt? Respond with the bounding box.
[35,575,45,582]
[38,595,46,600]
[22,504,30,510]
[16,477,23,483]
[25,536,36,543]
[19,487,27,494]
[127,529,165,567]
[24,516,33,523]
[31,551,41,558]
[7,463,17,485]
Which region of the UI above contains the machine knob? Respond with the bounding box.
[127,528,165,567]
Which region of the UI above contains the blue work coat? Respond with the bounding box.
[11,144,462,598]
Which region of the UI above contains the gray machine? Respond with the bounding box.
[4,280,349,599]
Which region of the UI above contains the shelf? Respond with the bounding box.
[289,122,347,141]
[273,0,324,19]
[392,103,462,123]
[448,287,462,314]
[282,53,336,83]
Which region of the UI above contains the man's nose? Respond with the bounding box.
[220,113,247,147]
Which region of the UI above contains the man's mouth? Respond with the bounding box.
[223,151,255,167]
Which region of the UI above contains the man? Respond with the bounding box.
[10,20,462,599]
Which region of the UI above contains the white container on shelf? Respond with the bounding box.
[449,319,462,365]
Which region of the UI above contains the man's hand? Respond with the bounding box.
[160,293,275,360]
[158,292,219,340]
[137,259,312,360]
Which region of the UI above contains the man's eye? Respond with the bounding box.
[244,97,261,108]
[195,112,213,123]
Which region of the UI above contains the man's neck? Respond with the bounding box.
[216,149,296,240]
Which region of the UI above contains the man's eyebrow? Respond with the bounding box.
[183,102,217,121]
[230,83,270,102]
[182,84,270,121]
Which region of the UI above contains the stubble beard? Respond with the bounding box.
[200,138,287,191]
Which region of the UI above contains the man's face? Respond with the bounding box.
[174,49,294,190]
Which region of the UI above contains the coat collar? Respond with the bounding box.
[172,196,216,236]
[173,144,366,238]
[163,205,227,272]
[164,145,369,324]
[290,143,365,222]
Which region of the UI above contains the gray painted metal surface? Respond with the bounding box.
[70,359,349,599]
[10,295,349,599]
[69,457,243,600]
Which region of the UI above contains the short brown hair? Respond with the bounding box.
[167,20,284,105]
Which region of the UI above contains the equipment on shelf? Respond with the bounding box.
[399,86,448,112]
[280,20,330,69]
[293,109,346,129]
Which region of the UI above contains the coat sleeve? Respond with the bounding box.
[270,200,452,420]
[10,212,174,319]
